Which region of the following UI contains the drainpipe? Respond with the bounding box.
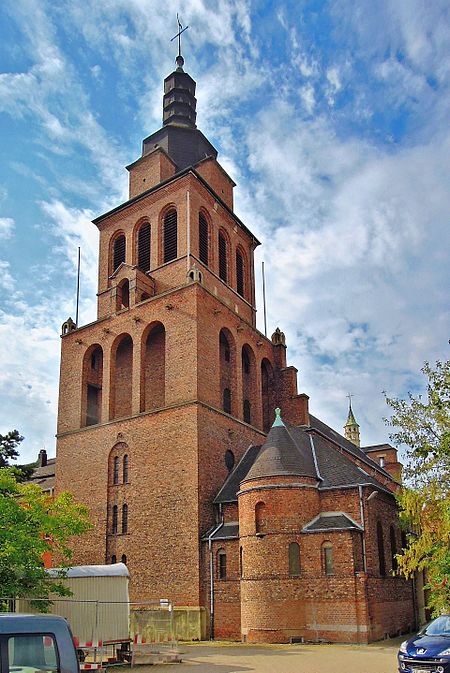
[208,513,224,641]
[358,485,367,572]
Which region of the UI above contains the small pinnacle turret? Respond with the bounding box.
[344,399,361,447]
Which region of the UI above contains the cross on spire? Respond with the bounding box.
[346,392,354,409]
[171,14,189,69]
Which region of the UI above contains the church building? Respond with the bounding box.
[55,50,416,644]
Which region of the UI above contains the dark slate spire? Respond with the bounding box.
[243,409,318,482]
[141,42,217,171]
[163,64,197,129]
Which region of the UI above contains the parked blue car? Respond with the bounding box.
[398,614,450,673]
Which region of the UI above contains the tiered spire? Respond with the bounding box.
[344,396,361,447]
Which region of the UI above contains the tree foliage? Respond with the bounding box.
[385,359,450,614]
[0,469,92,607]
[0,430,33,481]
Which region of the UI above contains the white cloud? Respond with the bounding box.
[0,261,15,291]
[300,83,315,114]
[0,218,15,239]
[241,99,450,445]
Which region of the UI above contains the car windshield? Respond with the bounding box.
[422,616,450,636]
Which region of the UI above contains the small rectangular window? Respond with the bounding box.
[218,552,227,579]
[8,634,59,671]
[324,546,334,575]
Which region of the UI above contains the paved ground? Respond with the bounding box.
[120,636,405,673]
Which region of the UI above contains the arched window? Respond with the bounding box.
[220,330,230,362]
[218,231,228,282]
[219,328,235,417]
[112,505,118,534]
[163,209,177,263]
[137,221,151,272]
[121,554,127,565]
[117,279,130,311]
[113,234,126,272]
[390,526,397,571]
[110,334,133,420]
[289,542,300,576]
[243,399,251,424]
[113,457,119,484]
[123,455,129,483]
[239,546,243,577]
[377,521,386,576]
[141,322,165,412]
[223,388,231,414]
[82,345,103,427]
[225,449,235,471]
[217,549,227,579]
[236,249,245,297]
[122,504,128,534]
[199,212,209,266]
[111,555,117,564]
[323,542,334,575]
[255,501,266,534]
[242,349,250,374]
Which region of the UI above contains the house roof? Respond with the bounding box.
[27,456,56,492]
[303,512,363,533]
[214,414,395,504]
[308,414,394,481]
[242,412,318,483]
[312,434,386,490]
[362,443,395,453]
[201,522,239,541]
[214,444,262,504]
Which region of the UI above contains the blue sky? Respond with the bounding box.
[0,0,449,463]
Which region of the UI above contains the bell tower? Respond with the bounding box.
[55,49,309,638]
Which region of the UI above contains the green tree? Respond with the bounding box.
[0,430,33,481]
[0,430,24,467]
[385,359,450,614]
[0,468,91,607]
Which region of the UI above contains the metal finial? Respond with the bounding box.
[272,407,285,427]
[171,14,189,69]
[346,392,354,410]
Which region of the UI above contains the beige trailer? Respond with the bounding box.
[17,564,130,651]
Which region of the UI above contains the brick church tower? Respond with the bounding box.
[55,53,309,632]
[56,51,417,644]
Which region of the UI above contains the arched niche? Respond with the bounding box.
[81,344,103,427]
[261,358,274,433]
[140,321,166,412]
[241,343,256,425]
[219,327,236,416]
[110,334,133,420]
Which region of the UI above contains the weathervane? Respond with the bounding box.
[171,14,189,68]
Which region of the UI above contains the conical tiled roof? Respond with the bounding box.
[242,409,318,482]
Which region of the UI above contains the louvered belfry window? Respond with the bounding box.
[199,213,209,266]
[138,222,151,272]
[218,232,227,282]
[236,249,244,297]
[163,210,177,263]
[113,234,126,272]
